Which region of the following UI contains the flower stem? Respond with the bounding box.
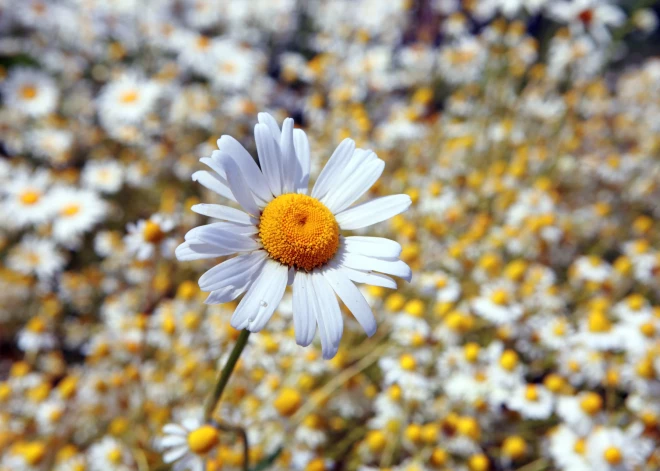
[204,329,251,421]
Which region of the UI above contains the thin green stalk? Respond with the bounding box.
[204,329,251,420]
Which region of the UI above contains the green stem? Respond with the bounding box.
[204,329,251,421]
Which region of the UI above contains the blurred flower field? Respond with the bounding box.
[2,0,660,470]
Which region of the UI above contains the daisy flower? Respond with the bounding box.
[7,236,67,280]
[125,213,177,260]
[177,113,411,359]
[507,383,554,420]
[97,72,161,127]
[87,436,135,471]
[2,167,53,229]
[82,160,125,194]
[1,67,59,117]
[585,425,653,470]
[47,187,108,248]
[159,417,220,471]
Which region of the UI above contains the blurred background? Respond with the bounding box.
[2,0,660,470]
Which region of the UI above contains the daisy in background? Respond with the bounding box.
[7,236,67,281]
[158,414,220,471]
[125,213,177,261]
[82,160,124,194]
[1,67,59,117]
[548,0,625,43]
[97,72,161,128]
[2,167,53,229]
[177,112,412,359]
[47,187,108,249]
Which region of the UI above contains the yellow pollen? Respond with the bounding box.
[61,204,80,217]
[273,388,302,416]
[579,392,602,415]
[500,350,519,371]
[107,447,123,464]
[143,220,165,243]
[640,322,655,337]
[20,190,41,205]
[490,289,509,306]
[588,310,611,333]
[187,425,220,455]
[435,277,447,288]
[196,36,211,49]
[399,353,417,371]
[464,343,481,363]
[574,438,586,455]
[222,62,237,74]
[27,317,46,333]
[259,194,339,271]
[22,442,46,465]
[20,84,38,100]
[603,446,622,465]
[524,385,539,402]
[119,90,139,104]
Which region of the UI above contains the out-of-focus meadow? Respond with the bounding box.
[2,0,660,470]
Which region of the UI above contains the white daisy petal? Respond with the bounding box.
[163,424,188,436]
[230,259,288,331]
[159,435,187,448]
[339,251,412,282]
[163,446,188,463]
[198,251,267,291]
[311,272,343,359]
[191,204,256,225]
[279,117,296,194]
[258,112,281,141]
[185,222,258,241]
[333,263,397,289]
[322,151,384,214]
[196,228,260,253]
[175,241,230,261]
[191,170,236,202]
[216,136,273,205]
[343,236,402,259]
[293,128,310,194]
[255,123,283,196]
[335,194,412,230]
[322,267,377,337]
[292,271,316,347]
[311,138,356,200]
[221,157,260,216]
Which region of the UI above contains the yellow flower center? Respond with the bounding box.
[61,204,80,217]
[119,90,139,104]
[20,84,38,100]
[143,220,165,243]
[588,310,611,333]
[490,289,509,306]
[21,442,46,465]
[187,425,220,455]
[196,36,211,49]
[463,343,480,363]
[259,194,339,271]
[640,322,655,337]
[20,190,41,205]
[574,438,586,455]
[27,317,46,333]
[499,350,519,371]
[399,353,417,371]
[579,392,603,415]
[273,387,302,416]
[524,385,539,402]
[603,446,622,465]
[366,430,386,452]
[107,447,123,464]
